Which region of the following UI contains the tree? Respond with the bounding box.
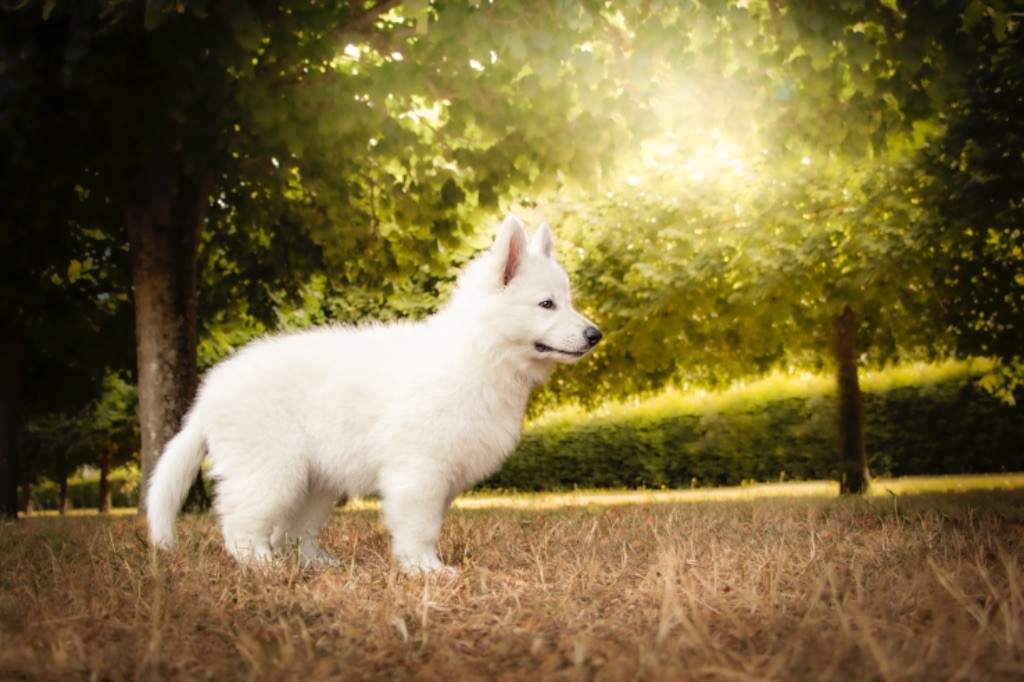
[0,207,133,516]
[19,373,138,513]
[922,19,1024,402]
[20,414,87,514]
[0,176,132,517]
[82,374,139,513]
[1,1,136,517]
[547,151,949,492]
[526,1,1011,493]
[0,333,22,516]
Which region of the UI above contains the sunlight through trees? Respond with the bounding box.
[2,1,1021,510]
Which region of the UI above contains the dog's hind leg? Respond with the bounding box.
[286,488,341,568]
[220,515,275,564]
[213,454,306,566]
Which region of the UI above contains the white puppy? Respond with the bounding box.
[147,215,601,572]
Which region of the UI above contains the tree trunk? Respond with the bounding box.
[97,447,112,514]
[59,474,69,515]
[19,476,32,515]
[832,306,870,494]
[0,331,23,518]
[124,161,211,515]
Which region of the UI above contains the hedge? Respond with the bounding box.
[26,369,1024,508]
[481,377,1024,491]
[30,473,141,511]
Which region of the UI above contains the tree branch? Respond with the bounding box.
[257,0,408,88]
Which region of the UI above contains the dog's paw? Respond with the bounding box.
[397,554,458,578]
[403,564,459,579]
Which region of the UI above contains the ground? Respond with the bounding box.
[1,485,1023,680]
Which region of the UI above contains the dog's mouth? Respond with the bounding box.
[534,342,586,358]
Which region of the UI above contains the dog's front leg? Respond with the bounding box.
[380,473,454,574]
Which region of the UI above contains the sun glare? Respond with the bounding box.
[629,128,754,191]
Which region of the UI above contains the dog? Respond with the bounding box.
[146,215,601,572]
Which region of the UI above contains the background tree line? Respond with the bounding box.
[1,0,1020,515]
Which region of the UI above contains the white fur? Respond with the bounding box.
[146,215,601,572]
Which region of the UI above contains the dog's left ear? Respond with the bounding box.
[530,222,555,260]
[494,214,529,286]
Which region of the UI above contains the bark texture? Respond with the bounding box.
[0,331,24,518]
[59,476,69,515]
[832,306,871,494]
[98,446,112,514]
[124,161,210,514]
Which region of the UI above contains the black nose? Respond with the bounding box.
[584,326,602,347]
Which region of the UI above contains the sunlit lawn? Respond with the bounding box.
[24,472,1024,517]
[5,475,1024,680]
[455,472,1024,510]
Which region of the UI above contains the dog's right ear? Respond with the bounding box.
[493,214,529,286]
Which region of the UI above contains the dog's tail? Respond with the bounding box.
[146,415,205,550]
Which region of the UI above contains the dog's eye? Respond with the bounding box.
[539,299,555,310]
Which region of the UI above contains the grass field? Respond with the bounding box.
[2,481,1023,680]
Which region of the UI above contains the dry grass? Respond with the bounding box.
[2,491,1024,680]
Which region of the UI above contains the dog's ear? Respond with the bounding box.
[493,214,529,285]
[530,222,555,259]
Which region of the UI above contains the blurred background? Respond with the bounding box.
[1,0,1021,513]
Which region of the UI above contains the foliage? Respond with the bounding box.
[3,0,1023,487]
[485,363,1024,491]
[184,0,649,334]
[27,467,140,511]
[7,0,998,351]
[2,0,651,464]
[2,0,641,488]
[535,155,946,405]
[921,22,1024,401]
[518,1,1015,407]
[19,373,139,487]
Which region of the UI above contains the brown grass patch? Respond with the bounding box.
[2,491,1023,680]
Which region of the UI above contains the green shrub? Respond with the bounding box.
[483,373,1024,491]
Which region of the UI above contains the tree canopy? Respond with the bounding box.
[921,20,1024,402]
